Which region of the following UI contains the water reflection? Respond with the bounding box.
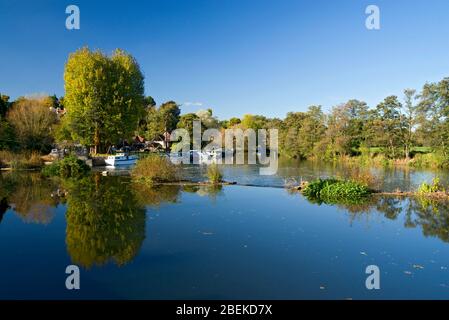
[63,175,146,268]
[183,185,224,201]
[0,173,60,224]
[181,159,449,192]
[332,195,449,244]
[0,173,185,268]
[131,181,181,207]
[2,170,449,270]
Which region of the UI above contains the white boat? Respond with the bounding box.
[105,153,138,166]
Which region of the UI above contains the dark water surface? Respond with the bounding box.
[1,167,449,299]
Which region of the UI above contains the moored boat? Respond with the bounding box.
[105,153,138,166]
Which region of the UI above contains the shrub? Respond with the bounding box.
[41,155,90,178]
[41,162,60,177]
[206,164,223,184]
[320,181,371,202]
[6,96,57,152]
[302,178,339,198]
[302,178,371,204]
[131,155,179,185]
[417,177,445,194]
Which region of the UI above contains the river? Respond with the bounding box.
[1,161,449,299]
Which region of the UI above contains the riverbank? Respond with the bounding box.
[317,152,449,170]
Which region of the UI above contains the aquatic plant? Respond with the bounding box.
[206,163,223,184]
[302,178,371,204]
[131,155,179,184]
[301,178,339,198]
[417,177,445,195]
[320,180,371,202]
[41,155,90,178]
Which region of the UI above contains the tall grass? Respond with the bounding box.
[131,155,179,185]
[0,150,43,169]
[206,164,223,184]
[411,153,449,169]
[342,166,379,190]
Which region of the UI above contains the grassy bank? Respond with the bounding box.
[316,150,449,170]
[0,150,44,170]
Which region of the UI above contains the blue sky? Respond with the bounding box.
[0,0,448,119]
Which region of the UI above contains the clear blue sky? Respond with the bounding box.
[1,0,448,119]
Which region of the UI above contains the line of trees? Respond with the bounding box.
[1,47,448,164]
[275,77,449,161]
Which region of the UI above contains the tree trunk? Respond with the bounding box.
[94,125,100,155]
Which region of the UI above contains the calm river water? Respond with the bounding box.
[1,161,449,299]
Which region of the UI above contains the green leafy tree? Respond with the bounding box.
[280,112,307,158]
[297,106,326,158]
[64,48,145,153]
[0,94,10,117]
[144,96,156,109]
[241,114,268,130]
[319,100,369,158]
[368,96,405,158]
[228,117,241,127]
[0,118,15,150]
[417,78,449,154]
[176,113,200,148]
[143,101,180,142]
[6,95,57,152]
[403,89,418,159]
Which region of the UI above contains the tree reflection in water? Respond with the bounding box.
[328,195,449,243]
[0,173,61,224]
[65,175,184,268]
[2,171,449,265]
[183,185,224,202]
[64,175,147,268]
